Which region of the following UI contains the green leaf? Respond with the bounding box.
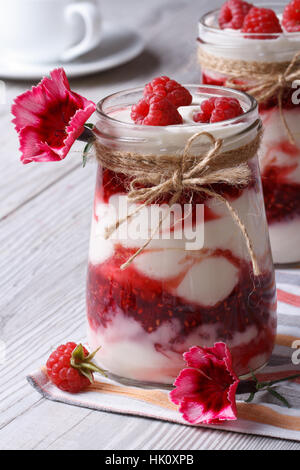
[85,346,101,362]
[245,392,255,403]
[70,343,85,366]
[81,362,107,377]
[82,141,93,168]
[84,123,95,130]
[70,343,107,378]
[78,368,94,384]
[267,388,291,408]
[267,373,300,387]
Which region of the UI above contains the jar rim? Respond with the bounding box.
[96,84,258,131]
[199,2,300,40]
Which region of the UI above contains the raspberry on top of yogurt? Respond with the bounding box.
[219,0,253,30]
[282,0,300,32]
[193,97,244,123]
[131,77,244,126]
[218,0,300,35]
[242,6,283,38]
[131,76,192,126]
[131,95,183,126]
[143,76,193,108]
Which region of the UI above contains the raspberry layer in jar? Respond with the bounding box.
[86,85,277,386]
[198,3,300,264]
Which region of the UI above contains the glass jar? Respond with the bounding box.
[86,84,277,386]
[198,3,300,265]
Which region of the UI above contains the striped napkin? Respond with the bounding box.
[27,267,300,441]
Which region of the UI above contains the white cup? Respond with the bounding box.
[0,0,102,64]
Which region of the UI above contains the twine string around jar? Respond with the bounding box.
[95,129,262,274]
[198,49,300,145]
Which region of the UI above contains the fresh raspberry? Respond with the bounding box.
[218,0,253,30]
[282,0,300,32]
[193,97,216,123]
[143,76,192,108]
[241,6,283,39]
[46,342,105,393]
[193,97,243,123]
[131,95,183,126]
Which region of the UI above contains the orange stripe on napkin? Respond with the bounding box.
[277,289,300,307]
[276,333,300,347]
[237,403,300,431]
[90,381,300,431]
[90,382,176,410]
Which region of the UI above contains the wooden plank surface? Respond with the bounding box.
[1,0,300,450]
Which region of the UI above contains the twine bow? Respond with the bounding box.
[98,131,261,274]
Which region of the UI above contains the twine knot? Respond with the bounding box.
[277,74,286,88]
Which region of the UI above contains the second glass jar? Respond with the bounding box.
[198,3,300,265]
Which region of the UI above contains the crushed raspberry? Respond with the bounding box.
[131,95,183,126]
[193,97,243,123]
[262,162,300,223]
[282,0,300,32]
[241,6,283,39]
[46,342,91,393]
[218,0,253,29]
[143,76,192,108]
[87,246,275,338]
[87,247,276,375]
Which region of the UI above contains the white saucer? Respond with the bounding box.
[0,22,144,80]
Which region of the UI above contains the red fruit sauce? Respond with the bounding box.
[87,244,276,375]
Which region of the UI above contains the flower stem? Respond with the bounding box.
[261,373,300,387]
[237,371,300,408]
[77,125,95,143]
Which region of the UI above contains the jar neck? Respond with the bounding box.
[198,4,300,64]
[94,85,259,154]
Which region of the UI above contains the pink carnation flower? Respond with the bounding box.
[170,343,240,425]
[12,68,96,164]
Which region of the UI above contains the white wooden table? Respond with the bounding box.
[1,0,299,450]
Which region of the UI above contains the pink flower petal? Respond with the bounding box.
[18,127,61,163]
[170,343,240,425]
[170,368,203,405]
[183,346,212,370]
[180,394,238,425]
[12,68,96,164]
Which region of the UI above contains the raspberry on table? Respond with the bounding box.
[218,0,253,30]
[46,342,105,393]
[143,76,192,108]
[131,95,183,126]
[241,6,283,39]
[282,0,300,32]
[193,97,243,123]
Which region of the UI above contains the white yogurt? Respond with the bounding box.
[105,103,258,154]
[269,218,300,264]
